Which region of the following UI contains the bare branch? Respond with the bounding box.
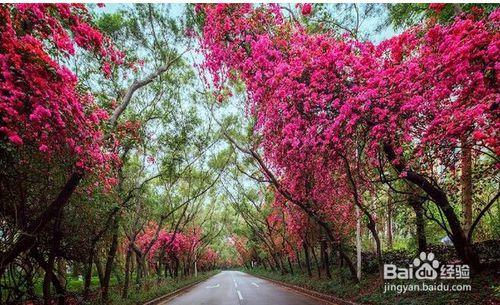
[109,51,187,126]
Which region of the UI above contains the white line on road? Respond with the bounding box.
[234,282,238,288]
[206,283,220,289]
[237,290,243,300]
[251,282,259,287]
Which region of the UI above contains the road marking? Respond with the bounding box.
[237,290,243,300]
[234,282,238,288]
[251,282,259,287]
[206,283,220,289]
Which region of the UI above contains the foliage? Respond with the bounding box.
[196,2,499,269]
[247,267,498,305]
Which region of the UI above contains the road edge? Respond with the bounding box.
[142,272,218,305]
[249,273,363,305]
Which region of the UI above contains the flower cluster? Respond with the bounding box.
[136,225,218,268]
[197,4,499,236]
[0,4,124,187]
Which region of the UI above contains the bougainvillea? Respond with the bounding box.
[197,4,499,267]
[197,3,365,238]
[373,11,499,167]
[135,225,217,270]
[229,235,252,265]
[0,4,124,186]
[298,3,313,16]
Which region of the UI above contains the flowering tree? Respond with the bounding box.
[0,4,122,172]
[0,3,124,276]
[197,3,499,272]
[135,225,213,278]
[368,10,499,270]
[1,4,223,304]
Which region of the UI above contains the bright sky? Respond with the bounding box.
[95,3,398,43]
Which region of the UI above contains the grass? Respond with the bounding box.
[29,276,119,296]
[103,270,219,305]
[245,267,499,305]
[6,271,218,305]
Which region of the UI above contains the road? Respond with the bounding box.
[163,270,331,305]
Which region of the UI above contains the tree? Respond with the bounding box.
[0,3,124,277]
[197,4,499,272]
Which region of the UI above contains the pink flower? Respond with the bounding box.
[472,130,486,141]
[197,4,500,244]
[39,144,48,152]
[9,134,23,145]
[301,3,312,16]
[102,62,112,77]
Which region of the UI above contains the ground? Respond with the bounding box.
[162,270,328,305]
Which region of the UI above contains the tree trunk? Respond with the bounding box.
[461,140,473,235]
[0,173,83,276]
[409,195,427,253]
[320,238,331,279]
[367,220,383,281]
[49,209,65,305]
[43,256,54,305]
[278,255,286,275]
[101,217,119,302]
[57,259,66,287]
[122,245,133,299]
[95,257,104,285]
[303,243,312,277]
[387,191,393,249]
[31,249,65,305]
[136,254,147,284]
[356,206,362,280]
[383,143,482,271]
[270,253,281,274]
[42,260,66,305]
[294,248,303,271]
[83,253,93,299]
[267,258,275,272]
[311,246,321,278]
[343,159,383,281]
[173,256,179,278]
[261,259,267,270]
[287,257,294,275]
[167,264,172,278]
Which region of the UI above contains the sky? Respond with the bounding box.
[96,3,398,43]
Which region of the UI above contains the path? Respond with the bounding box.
[162,270,331,305]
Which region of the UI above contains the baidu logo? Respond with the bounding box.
[384,251,440,280]
[384,252,469,281]
[413,252,440,280]
[383,252,471,293]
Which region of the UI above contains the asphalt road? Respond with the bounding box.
[163,270,330,305]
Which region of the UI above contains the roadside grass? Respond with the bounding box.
[30,276,118,295]
[245,267,499,305]
[104,270,219,305]
[6,271,219,305]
